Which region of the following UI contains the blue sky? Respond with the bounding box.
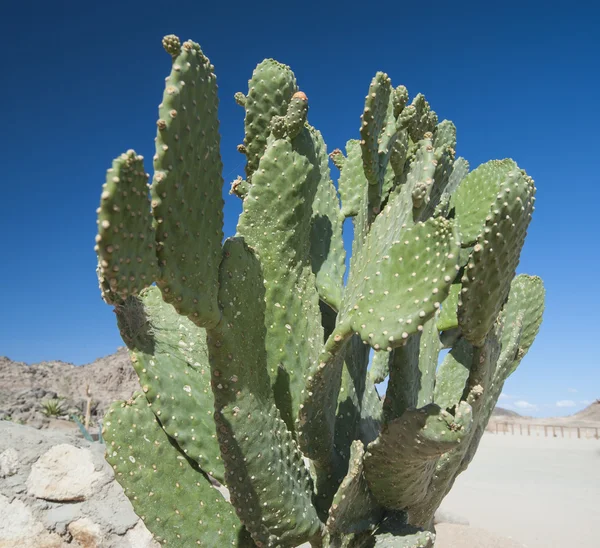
[1,1,597,417]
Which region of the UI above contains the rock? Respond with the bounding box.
[0,493,45,541]
[68,518,103,548]
[122,520,161,548]
[0,494,68,547]
[0,448,19,478]
[27,444,104,501]
[44,503,83,534]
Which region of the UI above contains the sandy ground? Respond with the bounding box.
[437,432,600,547]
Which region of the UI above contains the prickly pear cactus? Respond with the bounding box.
[97,35,545,547]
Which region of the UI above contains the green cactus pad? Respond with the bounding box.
[382,315,440,423]
[237,138,323,433]
[380,128,410,204]
[360,72,392,213]
[339,139,369,218]
[433,120,456,151]
[151,37,224,328]
[414,315,441,407]
[334,335,382,470]
[443,156,469,198]
[371,514,435,548]
[379,134,438,244]
[234,91,247,106]
[409,135,437,213]
[392,85,409,118]
[298,330,349,467]
[243,59,298,180]
[207,238,322,547]
[269,115,288,139]
[484,316,523,419]
[406,94,438,143]
[341,216,460,350]
[364,402,472,510]
[417,143,456,221]
[285,91,309,138]
[450,159,517,246]
[103,393,253,547]
[327,440,383,534]
[437,283,460,332]
[433,338,473,411]
[330,148,345,170]
[114,286,224,481]
[458,167,536,345]
[382,336,420,423]
[378,97,400,178]
[501,274,545,365]
[230,176,250,199]
[96,150,158,304]
[370,350,391,384]
[308,126,346,311]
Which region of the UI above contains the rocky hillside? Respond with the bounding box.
[491,407,522,418]
[0,348,139,430]
[570,400,600,422]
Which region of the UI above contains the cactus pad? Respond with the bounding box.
[339,139,369,218]
[364,402,472,509]
[243,59,298,180]
[152,37,224,328]
[458,167,536,345]
[360,72,392,213]
[114,286,224,481]
[96,150,158,304]
[342,216,460,350]
[207,239,322,547]
[327,440,383,534]
[103,393,252,547]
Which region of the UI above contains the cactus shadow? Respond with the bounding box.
[274,365,296,436]
[310,214,333,273]
[114,295,155,355]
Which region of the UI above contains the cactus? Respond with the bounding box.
[97,35,545,547]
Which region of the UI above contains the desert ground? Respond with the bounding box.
[437,431,600,547]
[1,350,598,547]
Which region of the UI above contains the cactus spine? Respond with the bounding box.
[97,35,545,547]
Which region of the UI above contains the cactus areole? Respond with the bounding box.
[97,35,545,547]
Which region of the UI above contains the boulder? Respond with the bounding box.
[27,444,104,501]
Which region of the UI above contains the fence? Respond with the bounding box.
[487,421,599,440]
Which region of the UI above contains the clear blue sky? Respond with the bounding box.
[1,1,597,417]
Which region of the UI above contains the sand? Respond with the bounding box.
[437,432,600,547]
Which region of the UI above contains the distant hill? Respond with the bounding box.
[571,400,600,422]
[0,348,138,429]
[492,407,522,418]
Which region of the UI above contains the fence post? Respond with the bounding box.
[560,426,564,438]
[577,427,581,439]
[519,424,523,435]
[496,423,499,434]
[544,425,548,437]
[528,424,531,436]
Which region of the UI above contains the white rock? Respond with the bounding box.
[27,444,103,501]
[68,518,103,548]
[0,494,67,547]
[123,520,161,548]
[0,447,19,478]
[0,493,45,541]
